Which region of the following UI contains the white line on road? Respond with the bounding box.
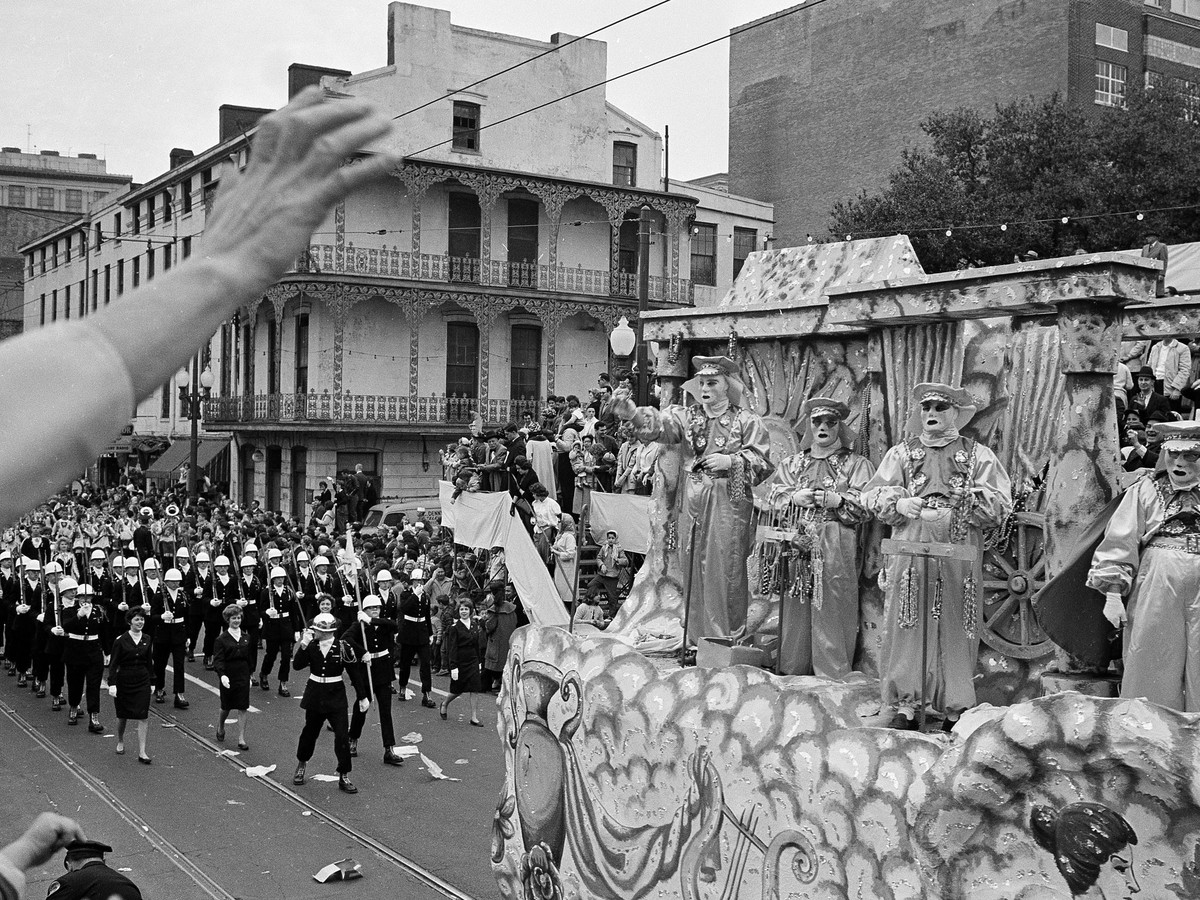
[166,665,261,713]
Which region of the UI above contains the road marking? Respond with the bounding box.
[166,665,260,713]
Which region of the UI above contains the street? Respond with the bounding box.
[0,661,503,900]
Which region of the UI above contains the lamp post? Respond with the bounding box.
[177,359,215,503]
[608,204,653,407]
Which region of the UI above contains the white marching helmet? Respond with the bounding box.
[311,612,339,631]
[59,576,79,592]
[411,568,424,581]
[243,541,258,553]
[196,551,211,563]
[213,555,231,567]
[77,584,96,598]
[44,561,62,576]
[90,549,105,562]
[143,558,160,571]
[0,550,10,564]
[239,556,256,569]
[296,550,311,562]
[165,568,183,582]
[23,558,41,573]
[313,556,331,568]
[269,566,287,581]
[267,548,283,560]
[124,557,140,571]
[375,569,393,583]
[361,594,382,610]
[176,547,191,559]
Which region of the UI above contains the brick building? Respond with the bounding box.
[0,148,129,339]
[729,0,1200,246]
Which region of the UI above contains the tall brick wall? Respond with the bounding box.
[729,0,1073,246]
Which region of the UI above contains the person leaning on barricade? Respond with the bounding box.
[0,88,400,530]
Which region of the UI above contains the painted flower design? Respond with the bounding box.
[715,435,728,449]
[954,449,970,465]
[822,475,836,488]
[521,843,563,900]
[949,473,967,489]
[909,446,927,462]
[912,473,929,490]
[491,790,516,863]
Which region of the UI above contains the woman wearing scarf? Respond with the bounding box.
[862,383,1011,730]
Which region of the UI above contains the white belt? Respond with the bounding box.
[68,634,99,641]
[404,615,425,623]
[361,650,389,661]
[308,674,341,684]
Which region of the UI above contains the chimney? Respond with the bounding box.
[39,150,60,156]
[78,153,97,160]
[169,148,195,169]
[1,147,20,153]
[288,63,351,99]
[218,105,273,143]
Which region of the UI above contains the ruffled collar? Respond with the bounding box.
[919,427,960,449]
[809,441,844,460]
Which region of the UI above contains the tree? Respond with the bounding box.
[829,89,1200,272]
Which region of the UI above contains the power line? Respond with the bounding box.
[391,0,676,122]
[406,0,837,159]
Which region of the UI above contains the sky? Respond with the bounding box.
[4,0,797,184]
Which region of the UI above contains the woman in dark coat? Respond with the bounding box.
[213,604,252,750]
[439,598,485,727]
[108,606,154,763]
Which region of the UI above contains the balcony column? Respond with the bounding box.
[666,209,689,282]
[475,182,504,287]
[537,305,568,396]
[530,184,573,291]
[587,192,635,297]
[407,295,437,413]
[396,168,441,271]
[334,202,346,271]
[475,305,498,414]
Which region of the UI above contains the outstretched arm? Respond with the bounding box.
[0,88,399,528]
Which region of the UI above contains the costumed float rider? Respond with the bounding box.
[613,356,773,645]
[1087,420,1200,712]
[861,383,1012,730]
[755,398,875,679]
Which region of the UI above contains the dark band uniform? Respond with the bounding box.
[395,583,434,701]
[45,840,142,900]
[259,584,302,688]
[293,636,353,775]
[63,602,112,719]
[342,613,399,752]
[149,584,188,699]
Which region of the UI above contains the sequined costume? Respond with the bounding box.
[862,437,1012,716]
[758,448,874,678]
[639,402,774,642]
[1087,473,1200,711]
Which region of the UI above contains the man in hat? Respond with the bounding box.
[44,838,142,900]
[759,398,875,679]
[1141,228,1169,298]
[1130,365,1173,424]
[341,593,405,766]
[292,612,357,793]
[132,508,154,564]
[1148,337,1191,415]
[862,383,1012,730]
[586,530,628,616]
[615,356,774,643]
[1088,420,1200,711]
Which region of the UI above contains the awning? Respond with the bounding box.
[145,436,229,478]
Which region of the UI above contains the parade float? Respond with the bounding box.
[487,237,1200,899]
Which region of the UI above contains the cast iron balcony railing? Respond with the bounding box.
[204,392,543,428]
[295,244,693,305]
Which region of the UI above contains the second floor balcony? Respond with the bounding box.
[297,245,693,305]
[205,392,543,430]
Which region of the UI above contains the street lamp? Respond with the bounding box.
[607,204,653,407]
[178,360,215,503]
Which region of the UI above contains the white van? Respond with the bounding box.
[359,499,440,539]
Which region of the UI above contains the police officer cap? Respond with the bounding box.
[64,839,113,860]
[195,551,211,563]
[213,554,230,567]
[239,556,256,568]
[59,576,79,592]
[362,594,382,609]
[89,549,105,561]
[165,568,183,582]
[311,612,339,631]
[110,556,125,569]
[269,566,287,580]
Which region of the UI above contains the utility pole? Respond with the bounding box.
[635,204,652,407]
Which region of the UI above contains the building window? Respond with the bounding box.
[691,223,718,286]
[132,256,140,288]
[146,196,155,229]
[8,185,25,206]
[78,280,85,317]
[64,239,71,264]
[51,289,57,322]
[448,193,481,282]
[182,236,192,259]
[1145,0,1161,7]
[1095,60,1127,107]
[220,323,232,396]
[114,211,122,240]
[39,295,45,326]
[93,222,102,248]
[1146,33,1200,69]
[104,265,111,305]
[294,313,309,394]
[1179,0,1200,18]
[117,259,125,295]
[147,247,155,281]
[37,187,54,209]
[64,189,83,212]
[92,190,107,204]
[161,381,171,419]
[733,227,757,279]
[266,319,279,394]
[613,142,637,186]
[507,198,539,286]
[446,322,479,399]
[618,211,640,277]
[510,324,541,402]
[182,177,192,214]
[39,248,45,274]
[64,284,70,319]
[452,101,481,152]
[1095,23,1128,52]
[162,190,172,223]
[52,242,58,268]
[90,271,98,311]
[242,319,253,394]
[132,203,140,234]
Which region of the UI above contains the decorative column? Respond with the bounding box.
[665,208,689,282]
[334,203,346,272]
[475,181,504,286]
[396,167,441,263]
[408,293,438,411]
[535,304,568,395]
[530,184,574,291]
[1043,297,1126,589]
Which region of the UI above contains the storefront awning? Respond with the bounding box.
[145,436,229,478]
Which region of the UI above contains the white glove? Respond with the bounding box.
[1103,592,1127,628]
[791,489,816,508]
[895,497,925,519]
[919,507,943,522]
[266,608,279,618]
[108,685,117,697]
[293,631,301,643]
[342,595,354,605]
[220,675,231,688]
[358,697,370,713]
[210,598,221,607]
[103,655,110,666]
[162,613,174,623]
[36,613,44,623]
[117,602,128,611]
[450,668,459,681]
[237,599,247,607]
[15,604,29,615]
[51,626,64,637]
[194,587,203,596]
[357,611,370,624]
[815,490,843,509]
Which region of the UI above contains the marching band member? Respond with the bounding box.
[258,566,301,696]
[292,612,357,794]
[150,569,189,709]
[63,584,110,733]
[341,594,405,767]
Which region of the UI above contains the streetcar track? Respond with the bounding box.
[0,696,236,900]
[150,704,479,900]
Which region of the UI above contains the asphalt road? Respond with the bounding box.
[0,658,504,900]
